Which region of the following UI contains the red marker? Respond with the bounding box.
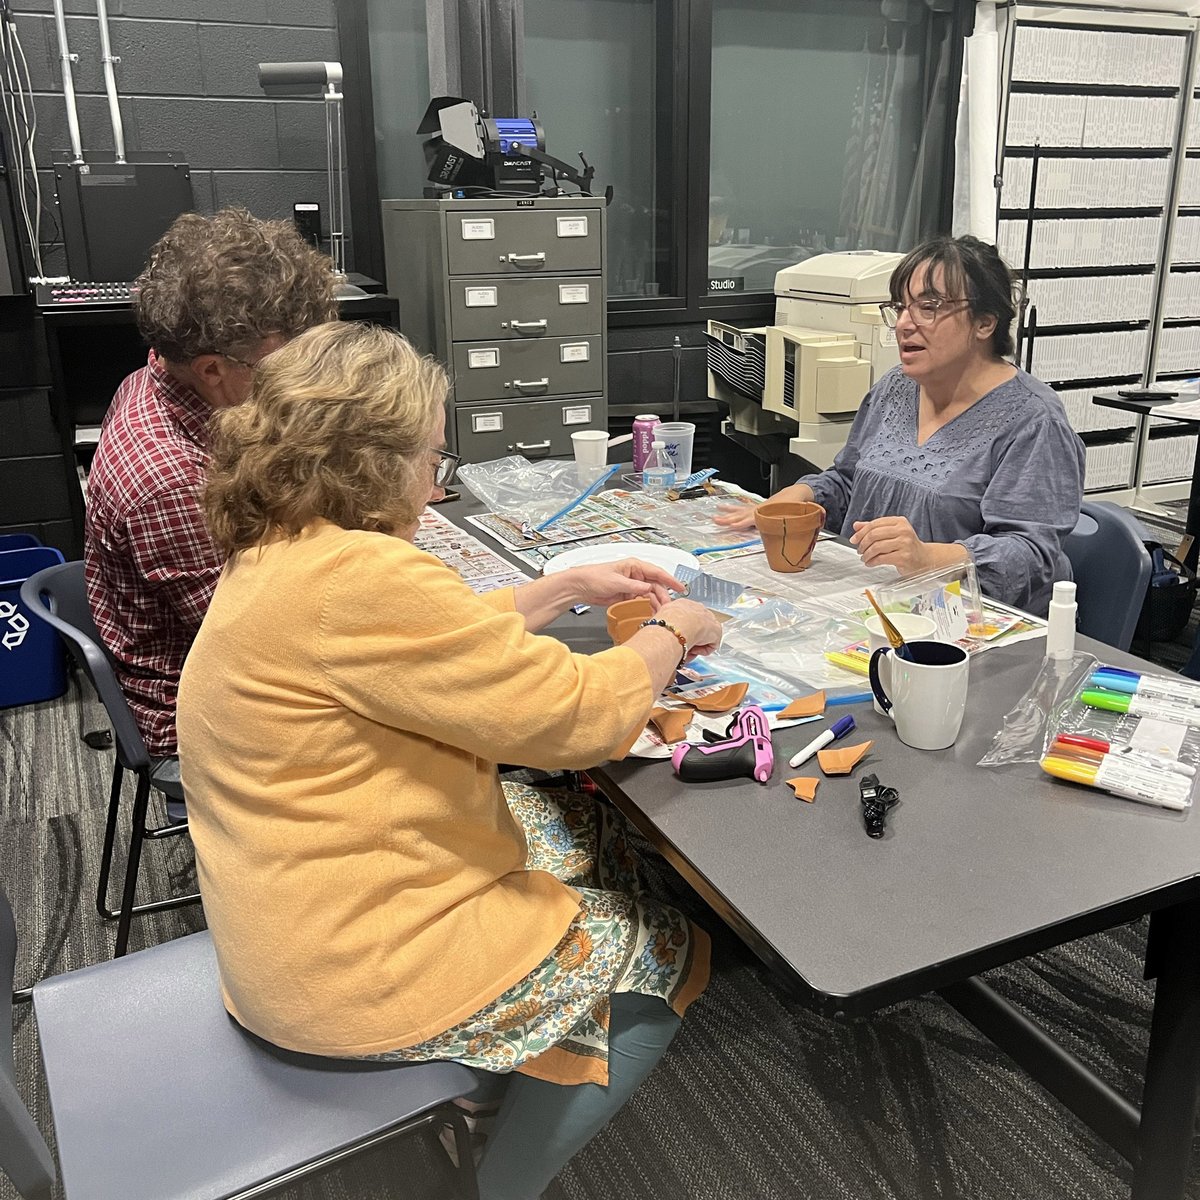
[1051,734,1195,778]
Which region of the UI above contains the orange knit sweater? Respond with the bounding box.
[177,520,654,1056]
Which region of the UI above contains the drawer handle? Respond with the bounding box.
[512,440,552,455]
[513,378,549,393]
[506,252,547,266]
[510,318,548,333]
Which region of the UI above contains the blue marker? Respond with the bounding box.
[826,691,875,707]
[1089,667,1200,707]
[788,715,856,769]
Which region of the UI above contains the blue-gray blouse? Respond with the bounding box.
[799,367,1085,616]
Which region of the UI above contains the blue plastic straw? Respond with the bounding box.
[692,538,762,556]
[827,692,874,706]
[534,464,621,533]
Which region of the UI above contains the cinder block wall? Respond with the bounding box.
[9,0,343,277]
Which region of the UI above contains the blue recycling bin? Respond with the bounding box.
[0,546,69,708]
[0,534,41,553]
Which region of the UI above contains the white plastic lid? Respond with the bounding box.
[635,414,658,421]
[651,440,665,449]
[1052,580,1077,601]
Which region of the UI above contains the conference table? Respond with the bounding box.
[446,487,1200,1200]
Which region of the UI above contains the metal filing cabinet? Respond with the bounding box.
[381,197,606,461]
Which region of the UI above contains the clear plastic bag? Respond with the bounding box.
[978,653,1098,767]
[716,601,857,692]
[457,456,584,524]
[870,560,984,644]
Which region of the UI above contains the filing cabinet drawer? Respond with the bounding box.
[452,336,603,404]
[447,208,601,276]
[455,398,601,462]
[449,275,601,341]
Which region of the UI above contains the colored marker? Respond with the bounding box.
[788,715,856,769]
[1053,733,1196,778]
[1088,667,1200,706]
[827,691,874,707]
[1079,689,1200,728]
[1041,755,1190,811]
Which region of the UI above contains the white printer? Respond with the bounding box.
[768,250,902,468]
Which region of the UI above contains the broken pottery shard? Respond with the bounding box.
[776,691,826,720]
[650,706,694,744]
[817,740,873,775]
[687,683,749,713]
[786,776,820,802]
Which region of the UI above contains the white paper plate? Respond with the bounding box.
[542,543,700,577]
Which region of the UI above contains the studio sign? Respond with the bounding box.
[708,277,744,292]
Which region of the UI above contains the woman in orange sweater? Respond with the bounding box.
[176,321,721,1199]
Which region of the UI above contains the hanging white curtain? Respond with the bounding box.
[951,1,999,241]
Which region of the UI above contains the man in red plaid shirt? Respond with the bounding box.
[85,209,337,772]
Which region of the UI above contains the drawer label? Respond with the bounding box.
[465,286,498,307]
[468,348,501,368]
[562,406,592,425]
[471,412,504,433]
[558,284,590,305]
[461,218,495,240]
[560,342,590,363]
[556,216,589,238]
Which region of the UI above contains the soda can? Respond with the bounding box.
[632,414,660,472]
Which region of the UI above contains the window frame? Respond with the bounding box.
[337,0,972,327]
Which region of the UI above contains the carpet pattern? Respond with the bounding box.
[5,679,1200,1199]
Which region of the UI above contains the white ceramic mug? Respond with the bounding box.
[864,613,938,715]
[869,639,969,751]
[571,429,609,484]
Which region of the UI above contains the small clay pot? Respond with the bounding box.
[607,598,654,645]
[754,500,826,573]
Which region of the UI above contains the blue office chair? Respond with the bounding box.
[1062,501,1152,651]
[0,887,55,1200]
[19,561,198,958]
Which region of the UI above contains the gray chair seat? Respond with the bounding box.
[33,930,479,1200]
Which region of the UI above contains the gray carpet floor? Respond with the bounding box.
[5,632,1200,1198]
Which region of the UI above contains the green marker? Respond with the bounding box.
[1080,688,1200,727]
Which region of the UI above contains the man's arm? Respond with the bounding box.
[125,486,224,634]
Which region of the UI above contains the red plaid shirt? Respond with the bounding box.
[85,351,222,757]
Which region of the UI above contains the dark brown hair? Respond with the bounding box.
[890,235,1018,359]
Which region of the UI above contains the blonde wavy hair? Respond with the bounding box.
[204,322,449,556]
[135,207,338,362]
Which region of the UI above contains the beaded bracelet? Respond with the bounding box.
[640,618,688,655]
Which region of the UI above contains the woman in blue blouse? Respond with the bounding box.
[715,235,1085,616]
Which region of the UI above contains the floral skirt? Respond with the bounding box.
[364,781,710,1086]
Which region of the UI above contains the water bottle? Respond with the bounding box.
[642,440,676,491]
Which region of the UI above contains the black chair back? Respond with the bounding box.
[19,562,152,774]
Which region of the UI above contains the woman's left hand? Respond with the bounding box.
[849,517,933,575]
[565,559,681,608]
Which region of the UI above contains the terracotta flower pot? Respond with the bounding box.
[754,500,826,573]
[606,598,654,645]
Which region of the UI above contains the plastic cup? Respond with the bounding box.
[655,422,695,479]
[571,429,609,484]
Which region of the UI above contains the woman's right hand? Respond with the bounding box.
[712,501,759,531]
[713,482,817,530]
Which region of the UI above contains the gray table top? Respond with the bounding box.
[439,489,1200,1017]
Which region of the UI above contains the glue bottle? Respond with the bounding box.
[1046,580,1077,660]
[642,440,676,491]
